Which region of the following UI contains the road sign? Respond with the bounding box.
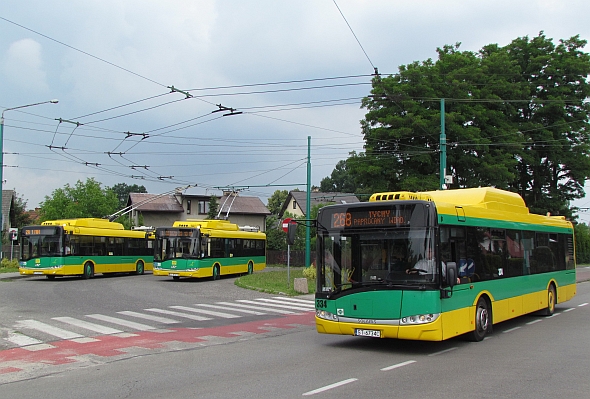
[282,218,294,233]
[8,227,18,241]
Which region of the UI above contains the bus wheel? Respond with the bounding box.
[172,276,180,281]
[135,261,145,275]
[248,261,253,275]
[213,265,220,281]
[83,262,94,279]
[468,296,491,342]
[542,285,556,316]
[46,275,55,280]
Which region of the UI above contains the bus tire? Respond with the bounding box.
[542,285,556,316]
[213,265,220,281]
[248,261,253,275]
[467,296,491,342]
[83,262,94,279]
[46,275,55,280]
[172,276,180,281]
[135,260,145,275]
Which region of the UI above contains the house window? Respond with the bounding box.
[293,200,297,210]
[186,199,191,214]
[198,200,209,215]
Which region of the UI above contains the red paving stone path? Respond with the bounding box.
[0,312,315,379]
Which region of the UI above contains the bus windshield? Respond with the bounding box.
[319,227,440,293]
[20,226,64,260]
[154,228,201,261]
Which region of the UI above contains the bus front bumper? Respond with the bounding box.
[315,315,444,341]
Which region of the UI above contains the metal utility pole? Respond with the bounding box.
[439,98,447,190]
[305,136,311,268]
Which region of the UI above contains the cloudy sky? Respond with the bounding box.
[2,0,590,220]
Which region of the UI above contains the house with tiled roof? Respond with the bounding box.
[278,190,360,218]
[127,191,270,231]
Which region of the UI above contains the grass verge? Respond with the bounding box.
[235,266,315,296]
[0,258,19,273]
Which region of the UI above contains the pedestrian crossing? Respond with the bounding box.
[3,297,315,349]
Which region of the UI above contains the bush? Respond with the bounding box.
[302,265,316,279]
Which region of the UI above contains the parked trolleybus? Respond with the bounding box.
[153,219,266,280]
[314,187,576,341]
[19,218,154,279]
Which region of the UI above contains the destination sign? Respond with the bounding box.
[157,229,194,238]
[22,226,59,236]
[322,204,424,229]
[330,208,408,229]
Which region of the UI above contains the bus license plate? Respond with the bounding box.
[355,329,381,338]
[33,272,43,275]
[169,273,179,277]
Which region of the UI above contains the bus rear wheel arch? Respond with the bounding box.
[135,260,145,275]
[247,261,254,275]
[212,264,220,280]
[467,295,492,342]
[82,262,94,279]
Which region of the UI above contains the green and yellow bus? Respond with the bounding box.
[152,219,266,280]
[315,187,576,341]
[19,218,154,279]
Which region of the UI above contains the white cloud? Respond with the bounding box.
[3,38,49,92]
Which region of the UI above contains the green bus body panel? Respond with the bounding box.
[20,256,153,269]
[158,256,265,271]
[320,269,575,321]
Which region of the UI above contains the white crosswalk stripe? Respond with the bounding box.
[228,301,295,314]
[255,298,315,310]
[145,308,212,321]
[170,306,241,319]
[4,297,315,348]
[238,299,311,312]
[273,297,315,305]
[52,317,124,334]
[86,314,157,331]
[192,303,266,315]
[15,320,84,340]
[5,331,44,346]
[117,311,180,324]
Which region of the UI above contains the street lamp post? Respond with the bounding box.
[0,99,58,258]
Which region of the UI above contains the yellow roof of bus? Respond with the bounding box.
[369,187,572,230]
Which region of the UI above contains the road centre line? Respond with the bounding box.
[381,360,417,371]
[302,378,358,396]
[578,303,588,307]
[563,308,575,312]
[526,319,543,325]
[429,347,458,356]
[502,326,522,333]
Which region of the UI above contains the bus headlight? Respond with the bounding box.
[316,309,339,321]
[400,313,439,325]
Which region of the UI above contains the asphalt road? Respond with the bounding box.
[0,281,588,398]
[1,267,589,397]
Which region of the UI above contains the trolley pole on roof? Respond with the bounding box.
[305,136,311,268]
